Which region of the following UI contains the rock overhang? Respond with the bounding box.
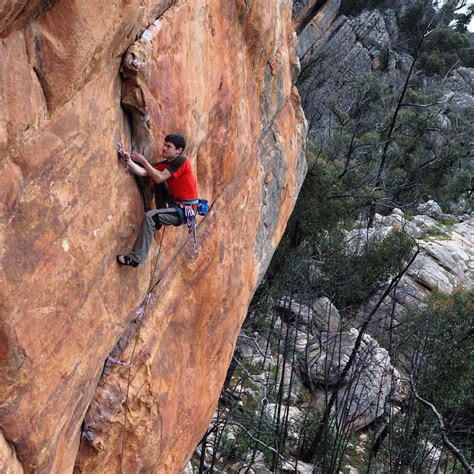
[0,1,308,472]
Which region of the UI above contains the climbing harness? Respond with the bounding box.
[175,198,209,254]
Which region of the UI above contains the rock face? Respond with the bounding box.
[0,432,23,474]
[295,0,341,58]
[296,7,414,136]
[296,2,474,142]
[0,1,308,472]
[351,208,474,334]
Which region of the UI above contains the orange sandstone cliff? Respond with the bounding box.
[1,1,308,472]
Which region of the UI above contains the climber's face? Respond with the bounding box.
[162,141,183,161]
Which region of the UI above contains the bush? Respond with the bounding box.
[407,289,474,413]
[403,288,474,456]
[419,27,469,76]
[339,0,386,17]
[399,4,473,75]
[317,228,415,310]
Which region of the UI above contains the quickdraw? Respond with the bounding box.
[175,198,208,254]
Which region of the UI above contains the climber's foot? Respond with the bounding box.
[116,254,139,267]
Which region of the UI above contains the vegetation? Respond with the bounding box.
[269,147,416,311]
[193,1,474,472]
[301,75,473,216]
[404,289,474,450]
[399,2,474,75]
[339,0,387,17]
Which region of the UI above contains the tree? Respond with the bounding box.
[399,1,474,75]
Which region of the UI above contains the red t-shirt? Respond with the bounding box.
[155,156,198,201]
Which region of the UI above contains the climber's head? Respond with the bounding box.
[163,134,186,160]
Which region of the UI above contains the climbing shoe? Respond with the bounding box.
[116,254,139,267]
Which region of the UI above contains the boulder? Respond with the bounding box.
[417,200,443,219]
[232,450,269,473]
[412,215,439,228]
[391,207,404,217]
[281,459,315,473]
[302,329,398,430]
[375,210,419,237]
[277,296,340,332]
[266,403,302,425]
[407,253,454,292]
[312,296,341,332]
[418,240,469,279]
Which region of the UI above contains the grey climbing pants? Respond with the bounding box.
[128,207,182,263]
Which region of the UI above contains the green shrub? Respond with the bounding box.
[339,0,386,17]
[419,225,443,238]
[399,4,473,75]
[403,288,474,455]
[317,229,415,310]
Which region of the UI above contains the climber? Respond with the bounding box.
[116,134,199,267]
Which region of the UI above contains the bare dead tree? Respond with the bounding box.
[409,373,474,473]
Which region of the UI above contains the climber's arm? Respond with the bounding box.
[125,157,148,177]
[131,152,171,184]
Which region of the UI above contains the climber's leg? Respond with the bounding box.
[151,207,181,228]
[125,208,180,264]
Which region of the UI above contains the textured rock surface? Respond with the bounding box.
[295,0,341,58]
[443,66,474,113]
[0,432,23,474]
[0,1,307,472]
[0,1,49,37]
[277,295,340,332]
[417,200,443,219]
[353,208,474,333]
[303,329,397,430]
[296,0,474,142]
[296,7,416,136]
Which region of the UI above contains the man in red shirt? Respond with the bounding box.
[117,134,198,267]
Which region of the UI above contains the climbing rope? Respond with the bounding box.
[118,226,166,474]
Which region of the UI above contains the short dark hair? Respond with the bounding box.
[165,134,186,152]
